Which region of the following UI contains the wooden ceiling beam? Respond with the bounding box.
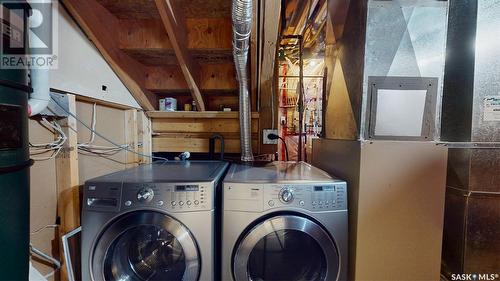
[62,0,157,110]
[154,0,206,111]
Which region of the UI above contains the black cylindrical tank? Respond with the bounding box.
[0,1,31,280]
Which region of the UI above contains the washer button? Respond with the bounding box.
[179,201,184,206]
[171,201,177,206]
[124,201,132,207]
[299,200,305,206]
[157,200,164,206]
[194,200,199,205]
[268,200,275,207]
[186,200,192,206]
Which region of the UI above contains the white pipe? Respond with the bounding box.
[28,68,50,116]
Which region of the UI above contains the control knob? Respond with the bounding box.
[137,187,154,202]
[279,187,294,203]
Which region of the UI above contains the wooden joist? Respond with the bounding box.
[154,0,206,111]
[62,0,157,110]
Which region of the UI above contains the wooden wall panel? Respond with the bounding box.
[150,112,259,153]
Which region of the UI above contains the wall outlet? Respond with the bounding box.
[263,129,279,144]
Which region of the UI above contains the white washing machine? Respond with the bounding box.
[222,161,348,281]
[81,161,228,281]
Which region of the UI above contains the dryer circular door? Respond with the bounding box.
[91,211,200,281]
[233,215,339,281]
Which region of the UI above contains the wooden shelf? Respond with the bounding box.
[147,111,260,119]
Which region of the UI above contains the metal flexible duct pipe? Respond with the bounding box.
[232,0,254,161]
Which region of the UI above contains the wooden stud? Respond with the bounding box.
[124,109,139,167]
[138,111,152,164]
[62,0,157,110]
[55,94,79,281]
[259,0,281,154]
[154,0,206,111]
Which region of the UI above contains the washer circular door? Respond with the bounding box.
[233,215,339,281]
[91,211,200,281]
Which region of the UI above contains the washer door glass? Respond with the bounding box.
[92,211,200,281]
[233,215,339,281]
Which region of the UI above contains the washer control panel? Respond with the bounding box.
[264,184,347,211]
[224,181,347,212]
[84,182,213,212]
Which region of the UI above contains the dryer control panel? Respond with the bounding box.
[84,182,214,212]
[224,182,347,212]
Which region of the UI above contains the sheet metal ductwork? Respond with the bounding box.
[441,0,500,276]
[232,0,254,161]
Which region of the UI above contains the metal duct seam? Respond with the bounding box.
[232,0,254,161]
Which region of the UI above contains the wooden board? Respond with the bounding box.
[177,0,231,18]
[146,64,236,92]
[152,118,259,133]
[97,0,231,19]
[145,66,189,91]
[187,18,232,49]
[55,95,79,281]
[153,137,258,153]
[138,111,153,164]
[96,0,160,19]
[119,18,231,51]
[148,111,259,119]
[155,0,206,111]
[199,64,237,90]
[124,109,139,167]
[150,111,260,153]
[259,0,281,154]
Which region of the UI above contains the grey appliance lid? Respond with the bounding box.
[86,161,229,183]
[224,161,341,183]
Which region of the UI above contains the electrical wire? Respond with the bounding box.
[76,102,132,154]
[30,224,58,236]
[30,118,67,161]
[50,96,168,162]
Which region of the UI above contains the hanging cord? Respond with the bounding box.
[50,96,168,162]
[268,133,289,161]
